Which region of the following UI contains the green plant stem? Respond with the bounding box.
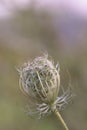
[53,108,69,130]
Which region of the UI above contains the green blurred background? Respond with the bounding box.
[0,2,87,130]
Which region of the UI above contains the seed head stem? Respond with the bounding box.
[52,108,69,130]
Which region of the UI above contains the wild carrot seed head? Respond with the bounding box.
[18,54,60,105]
[18,54,73,118]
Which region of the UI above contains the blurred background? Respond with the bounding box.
[0,0,87,130]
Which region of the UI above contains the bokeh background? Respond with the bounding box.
[0,0,87,130]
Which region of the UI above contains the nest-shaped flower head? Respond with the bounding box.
[18,54,72,118]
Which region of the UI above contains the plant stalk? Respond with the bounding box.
[52,108,69,130]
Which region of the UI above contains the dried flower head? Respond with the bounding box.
[18,54,73,130]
